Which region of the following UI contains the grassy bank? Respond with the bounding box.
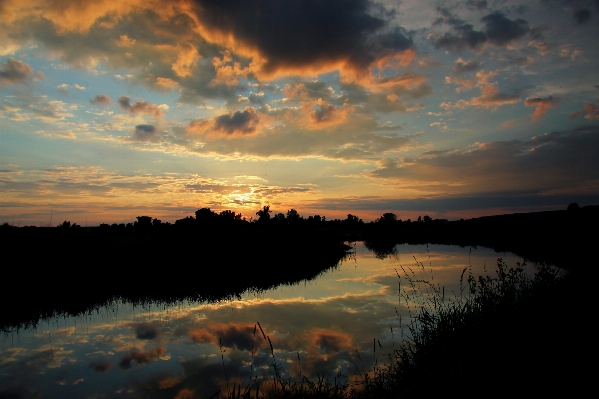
[227,258,595,398]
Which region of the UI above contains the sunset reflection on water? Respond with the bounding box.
[0,244,527,398]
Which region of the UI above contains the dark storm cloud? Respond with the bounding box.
[133,124,158,141]
[573,8,592,24]
[213,108,260,135]
[481,12,530,46]
[430,8,529,52]
[89,94,112,105]
[0,58,34,85]
[430,7,487,52]
[192,0,413,73]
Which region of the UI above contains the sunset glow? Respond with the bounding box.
[1,0,598,225]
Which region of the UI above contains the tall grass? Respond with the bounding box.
[220,256,576,398]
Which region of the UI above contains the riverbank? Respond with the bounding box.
[232,259,595,398]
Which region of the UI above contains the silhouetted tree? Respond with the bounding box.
[286,209,301,224]
[307,215,323,224]
[423,215,432,223]
[377,213,397,224]
[174,216,195,228]
[135,216,153,229]
[195,208,217,224]
[567,202,580,211]
[256,205,271,223]
[345,214,363,225]
[219,210,242,220]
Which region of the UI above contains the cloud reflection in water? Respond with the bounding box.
[0,243,527,398]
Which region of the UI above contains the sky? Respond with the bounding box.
[1,0,599,225]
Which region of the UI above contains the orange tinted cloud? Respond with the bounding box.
[209,50,254,86]
[155,77,180,90]
[118,346,166,370]
[525,96,560,120]
[583,102,599,120]
[172,44,201,78]
[441,85,520,109]
[300,99,355,129]
[186,107,272,139]
[189,322,258,351]
[89,94,112,105]
[190,0,414,81]
[118,96,164,117]
[308,328,352,358]
[445,76,475,92]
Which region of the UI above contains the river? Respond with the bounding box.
[0,243,531,398]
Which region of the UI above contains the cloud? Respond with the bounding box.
[155,77,180,90]
[481,12,529,46]
[172,44,201,78]
[525,96,560,120]
[583,102,599,120]
[441,70,520,109]
[132,124,158,141]
[118,96,164,117]
[133,322,160,340]
[440,86,520,109]
[301,99,355,129]
[119,346,166,370]
[451,58,483,75]
[530,25,549,41]
[189,322,256,351]
[529,40,552,55]
[445,76,475,92]
[365,126,599,198]
[192,0,413,79]
[89,359,112,372]
[283,81,334,101]
[0,58,34,85]
[213,107,262,136]
[430,8,529,52]
[466,0,488,10]
[90,94,112,105]
[1,95,75,122]
[186,113,411,160]
[429,7,487,52]
[573,8,592,25]
[309,328,353,356]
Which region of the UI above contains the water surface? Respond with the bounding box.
[0,243,529,398]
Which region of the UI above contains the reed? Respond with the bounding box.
[219,256,579,398]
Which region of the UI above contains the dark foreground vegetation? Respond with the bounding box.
[225,258,595,399]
